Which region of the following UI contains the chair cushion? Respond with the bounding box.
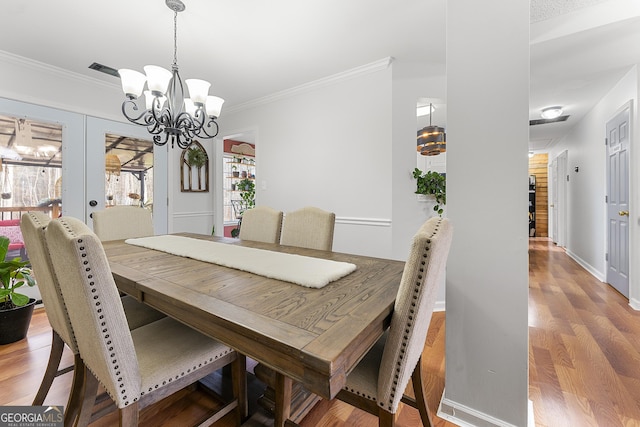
[131,317,234,396]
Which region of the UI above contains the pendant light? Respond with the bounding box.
[417,103,446,156]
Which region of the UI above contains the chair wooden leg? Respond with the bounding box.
[411,358,434,427]
[64,355,85,427]
[274,372,293,427]
[73,366,99,427]
[119,403,139,427]
[32,331,65,405]
[378,408,397,427]
[232,353,248,422]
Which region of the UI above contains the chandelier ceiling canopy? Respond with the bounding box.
[118,0,224,149]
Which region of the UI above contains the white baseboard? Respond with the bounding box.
[629,297,640,311]
[565,249,605,282]
[438,392,531,427]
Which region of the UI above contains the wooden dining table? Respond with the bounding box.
[103,233,404,426]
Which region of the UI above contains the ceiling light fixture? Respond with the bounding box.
[118,0,224,149]
[417,103,446,156]
[540,106,563,120]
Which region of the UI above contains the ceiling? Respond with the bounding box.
[1,0,639,153]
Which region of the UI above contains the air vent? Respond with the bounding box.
[529,115,570,126]
[88,62,119,78]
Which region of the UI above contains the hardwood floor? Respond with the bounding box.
[528,238,640,427]
[1,238,638,426]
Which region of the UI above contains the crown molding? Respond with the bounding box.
[225,57,394,114]
[0,50,119,91]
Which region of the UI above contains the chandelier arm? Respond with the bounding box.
[197,117,219,138]
[153,134,168,147]
[121,99,149,125]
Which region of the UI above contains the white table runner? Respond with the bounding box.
[125,235,356,289]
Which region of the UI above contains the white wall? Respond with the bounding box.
[549,65,639,305]
[219,59,395,258]
[442,1,530,426]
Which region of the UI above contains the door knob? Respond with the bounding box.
[619,210,629,216]
[89,200,98,207]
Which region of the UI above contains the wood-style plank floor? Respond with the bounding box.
[1,238,638,426]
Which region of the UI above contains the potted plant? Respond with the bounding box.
[232,165,240,178]
[0,236,37,344]
[412,167,446,216]
[237,178,255,209]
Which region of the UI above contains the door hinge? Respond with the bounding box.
[605,195,608,203]
[605,137,608,146]
[605,253,609,261]
[566,175,570,182]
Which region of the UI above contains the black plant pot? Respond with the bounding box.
[0,298,36,345]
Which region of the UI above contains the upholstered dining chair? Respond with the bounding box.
[20,212,166,426]
[45,216,246,427]
[269,217,452,426]
[92,205,154,242]
[238,205,284,244]
[279,206,336,251]
[334,217,452,427]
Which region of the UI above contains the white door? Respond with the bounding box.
[85,117,168,234]
[551,150,568,248]
[550,158,558,244]
[606,106,630,297]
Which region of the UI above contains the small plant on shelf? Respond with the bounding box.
[412,168,446,216]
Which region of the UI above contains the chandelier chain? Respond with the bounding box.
[173,11,178,67]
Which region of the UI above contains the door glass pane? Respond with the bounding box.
[104,133,153,209]
[0,114,62,261]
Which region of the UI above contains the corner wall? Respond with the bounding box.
[443,1,530,425]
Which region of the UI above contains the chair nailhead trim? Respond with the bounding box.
[384,219,443,410]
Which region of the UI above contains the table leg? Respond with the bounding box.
[274,372,292,427]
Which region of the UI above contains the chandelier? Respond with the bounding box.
[417,103,446,156]
[118,0,224,149]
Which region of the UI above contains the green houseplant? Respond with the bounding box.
[237,178,255,209]
[186,146,207,169]
[413,167,446,216]
[0,235,37,344]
